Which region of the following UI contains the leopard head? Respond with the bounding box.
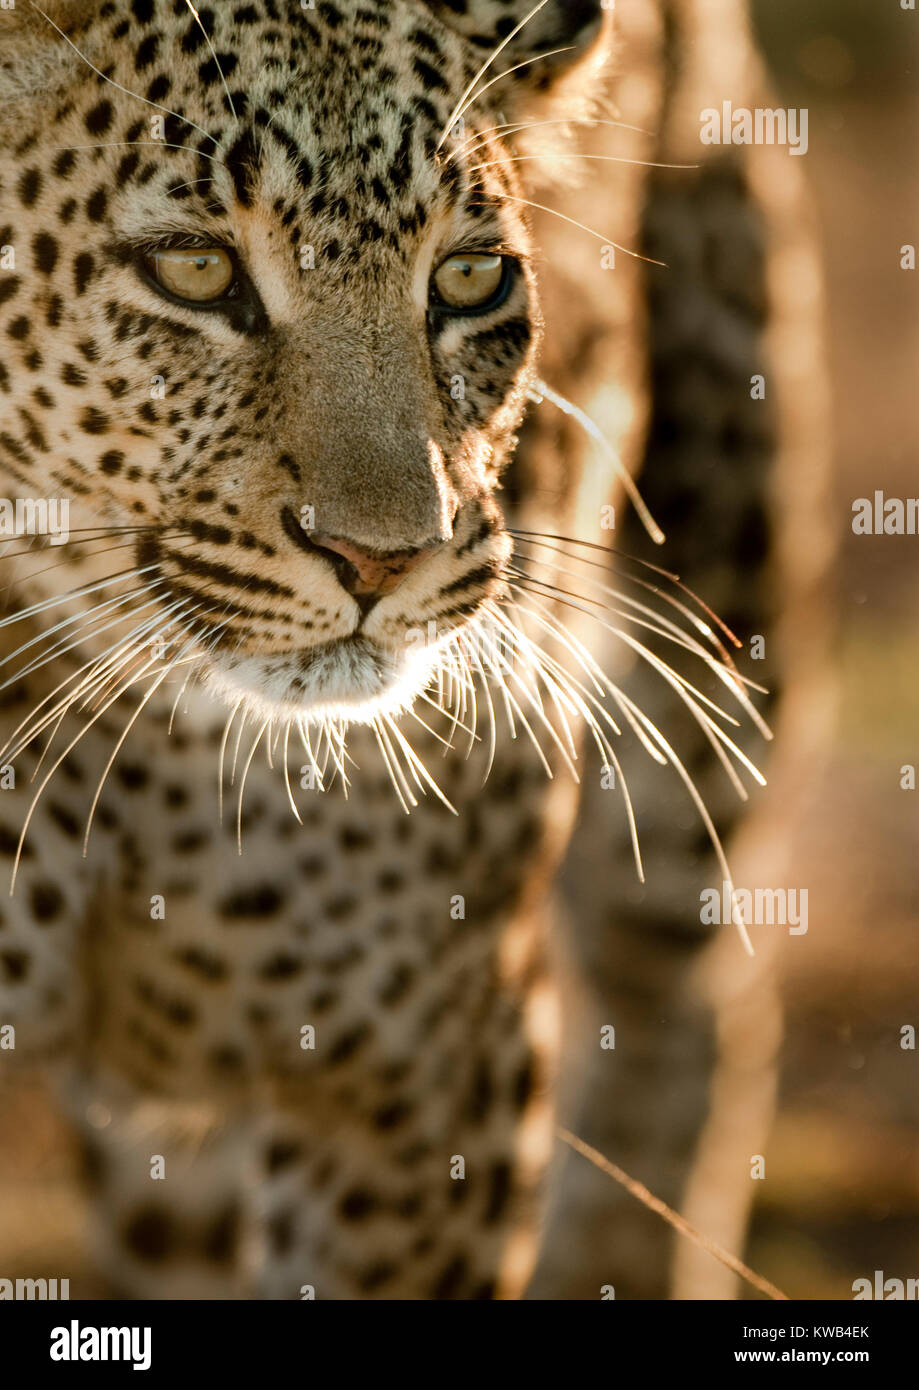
[0,0,611,725]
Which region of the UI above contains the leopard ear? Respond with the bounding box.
[426,0,611,91]
[0,1,101,104]
[425,0,613,137]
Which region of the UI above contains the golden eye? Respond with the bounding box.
[432,252,508,311]
[147,247,235,303]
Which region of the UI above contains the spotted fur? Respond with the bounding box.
[0,0,807,1300]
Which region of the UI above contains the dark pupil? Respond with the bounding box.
[194,258,208,270]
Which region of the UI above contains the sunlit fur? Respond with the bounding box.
[0,1,765,934]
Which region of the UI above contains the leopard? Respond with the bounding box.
[0,0,832,1300]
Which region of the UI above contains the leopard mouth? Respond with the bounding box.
[202,633,445,725]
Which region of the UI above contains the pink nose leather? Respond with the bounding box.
[310,533,435,596]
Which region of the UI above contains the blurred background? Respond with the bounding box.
[0,0,916,1299]
[742,0,919,1298]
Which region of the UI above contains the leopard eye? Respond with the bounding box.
[431,252,509,313]
[146,247,235,303]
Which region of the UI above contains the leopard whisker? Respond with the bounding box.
[236,716,271,854]
[444,45,576,143]
[229,704,249,787]
[183,0,238,122]
[26,698,74,786]
[372,715,414,815]
[281,719,302,825]
[510,568,771,736]
[325,720,352,797]
[454,642,480,759]
[481,608,641,864]
[452,640,479,752]
[486,598,655,759]
[0,594,179,766]
[408,703,470,753]
[167,665,195,733]
[484,603,608,740]
[46,524,183,534]
[462,635,499,783]
[49,141,224,162]
[468,153,698,175]
[618,684,754,955]
[8,600,196,892]
[503,649,582,778]
[517,639,581,765]
[217,695,244,822]
[28,1,219,146]
[167,610,235,736]
[382,712,458,816]
[526,380,666,544]
[439,643,469,751]
[508,527,751,654]
[0,597,163,721]
[0,562,164,632]
[0,533,189,603]
[435,0,553,151]
[508,585,764,797]
[507,570,748,727]
[510,534,744,671]
[164,176,213,197]
[507,562,729,675]
[311,720,332,790]
[312,718,335,788]
[494,591,762,920]
[445,117,657,166]
[82,593,194,711]
[295,713,325,795]
[83,615,212,855]
[536,642,617,779]
[483,604,648,877]
[415,688,477,741]
[477,193,667,269]
[0,580,160,687]
[472,628,555,780]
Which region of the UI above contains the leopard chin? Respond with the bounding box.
[202,633,448,727]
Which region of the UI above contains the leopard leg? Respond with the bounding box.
[248,984,559,1303]
[68,1067,254,1300]
[0,689,112,1063]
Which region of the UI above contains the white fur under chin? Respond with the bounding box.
[202,635,446,727]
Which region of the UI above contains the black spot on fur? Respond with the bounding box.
[18,169,41,207]
[85,99,114,135]
[30,881,63,923]
[219,884,283,918]
[224,128,260,208]
[33,234,58,275]
[123,1205,175,1261]
[203,1204,239,1264]
[265,1139,301,1174]
[431,1253,467,1299]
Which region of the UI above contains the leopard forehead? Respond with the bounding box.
[9,1,537,263]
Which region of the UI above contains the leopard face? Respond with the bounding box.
[0,0,609,726]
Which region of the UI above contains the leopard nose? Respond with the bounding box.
[308,532,439,598]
